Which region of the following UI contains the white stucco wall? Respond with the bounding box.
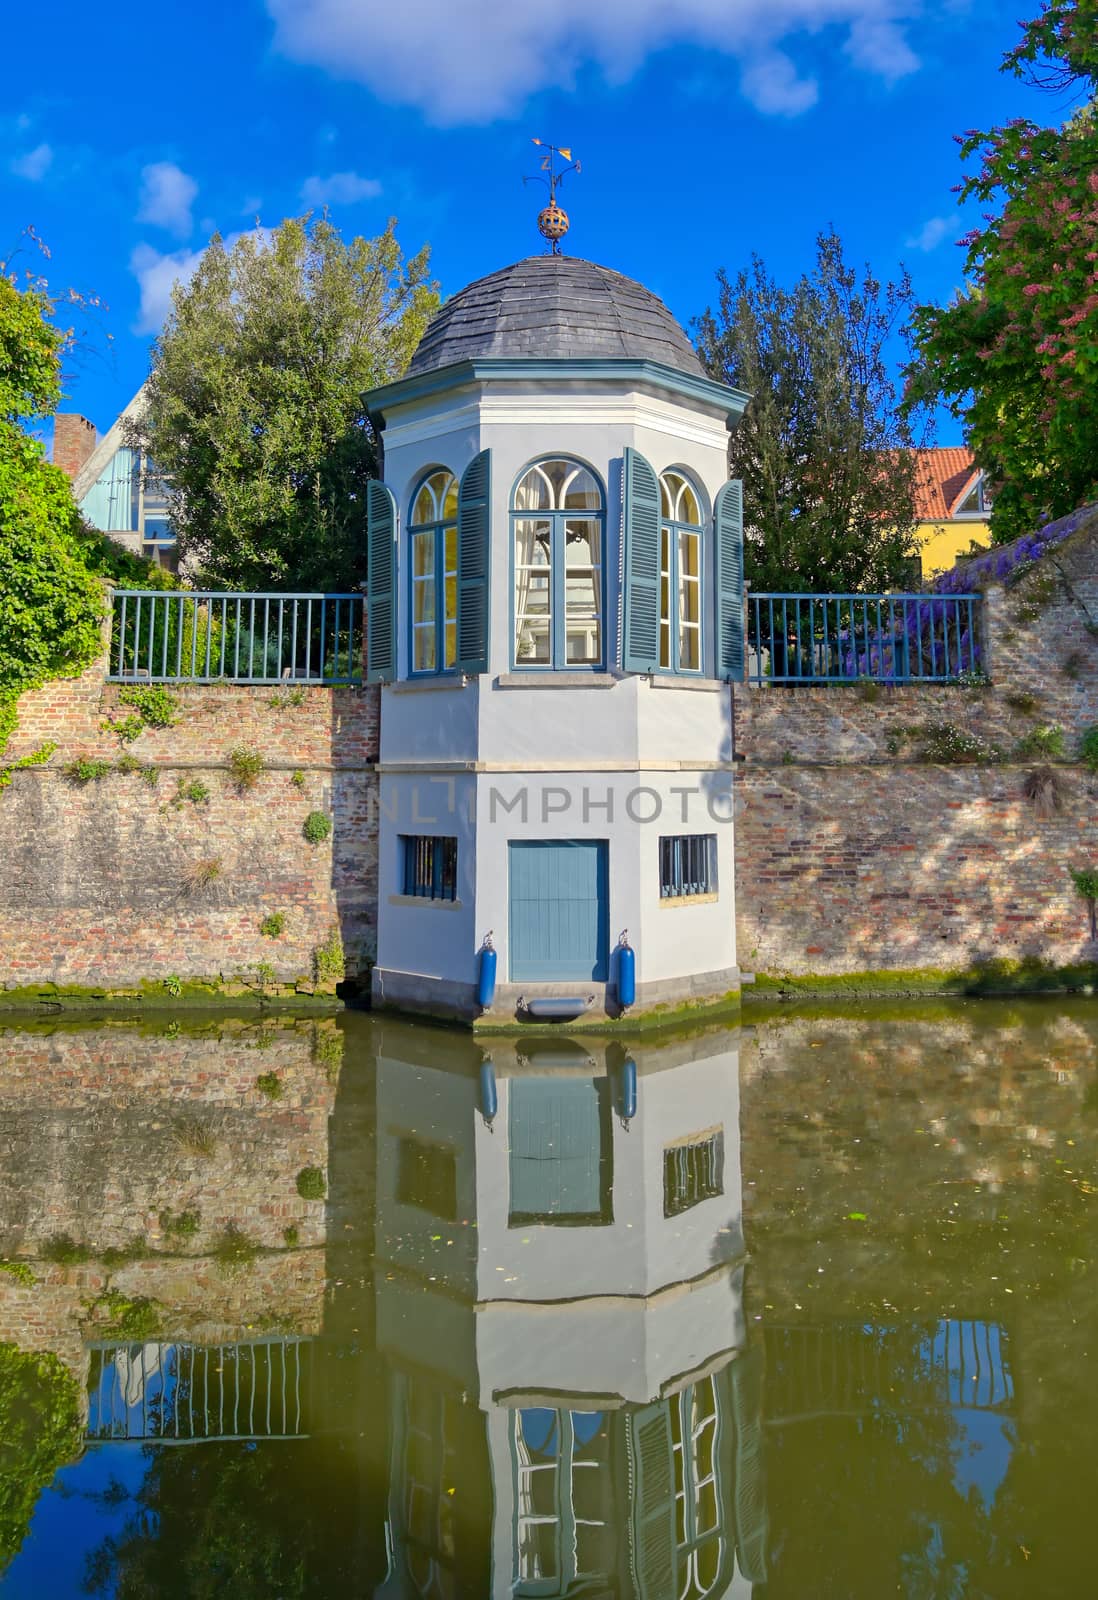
[372,372,742,1006]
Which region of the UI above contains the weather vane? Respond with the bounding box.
[524,139,580,254]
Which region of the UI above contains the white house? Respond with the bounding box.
[372,1021,765,1597]
[363,256,749,1027]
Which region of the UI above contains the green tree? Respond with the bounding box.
[907,1,1098,542]
[0,1341,83,1569]
[0,269,106,761]
[695,231,927,595]
[139,216,439,591]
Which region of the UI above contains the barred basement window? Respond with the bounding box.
[664,1130,724,1218]
[659,834,716,899]
[401,835,458,901]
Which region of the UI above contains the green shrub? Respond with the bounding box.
[296,1166,326,1201]
[163,974,182,997]
[114,752,143,775]
[228,746,266,790]
[1015,723,1067,760]
[290,769,306,789]
[118,684,178,728]
[1005,691,1039,713]
[255,1071,283,1100]
[260,912,286,938]
[250,960,277,991]
[95,1290,162,1340]
[141,765,159,787]
[0,740,56,792]
[184,779,209,804]
[159,1208,200,1238]
[915,722,1003,765]
[313,926,345,988]
[1071,868,1098,902]
[282,1225,299,1248]
[1080,726,1098,773]
[0,1260,36,1287]
[269,686,307,709]
[63,757,112,784]
[303,809,332,844]
[106,713,144,744]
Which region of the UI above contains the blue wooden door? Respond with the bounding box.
[508,841,609,982]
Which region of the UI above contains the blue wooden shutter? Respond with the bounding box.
[628,1402,677,1598]
[622,447,661,674]
[366,480,397,683]
[456,449,491,675]
[715,478,745,682]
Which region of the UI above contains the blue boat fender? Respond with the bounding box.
[479,1060,498,1126]
[477,933,497,1010]
[620,1056,637,1125]
[617,932,636,1010]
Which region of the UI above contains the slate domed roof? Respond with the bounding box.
[407,256,705,379]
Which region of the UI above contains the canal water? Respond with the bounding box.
[0,999,1094,1597]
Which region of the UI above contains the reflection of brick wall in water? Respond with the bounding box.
[0,1022,337,1400]
[734,527,1098,978]
[0,1022,337,1255]
[0,651,379,990]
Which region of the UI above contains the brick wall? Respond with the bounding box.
[1,650,380,993]
[733,523,1098,980]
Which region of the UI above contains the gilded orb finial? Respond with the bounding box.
[524,139,581,255]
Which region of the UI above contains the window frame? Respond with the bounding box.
[510,1407,613,1596]
[658,469,706,677]
[510,455,607,673]
[407,469,459,677]
[401,834,458,902]
[658,834,717,902]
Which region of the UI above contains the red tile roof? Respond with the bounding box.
[914,447,981,520]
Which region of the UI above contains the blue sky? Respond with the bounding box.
[1,0,1039,446]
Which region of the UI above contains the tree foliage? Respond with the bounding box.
[0,1341,82,1570]
[695,231,927,594]
[139,216,439,591]
[907,1,1098,541]
[0,273,107,757]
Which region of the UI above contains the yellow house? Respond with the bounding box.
[914,447,993,578]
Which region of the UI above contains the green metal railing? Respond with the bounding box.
[108,591,364,684]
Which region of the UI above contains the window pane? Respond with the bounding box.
[679,529,700,580]
[413,530,435,578]
[444,620,457,670]
[513,458,603,512]
[565,518,601,664]
[679,626,700,672]
[441,475,459,520]
[413,627,436,673]
[515,519,552,664]
[413,578,436,625]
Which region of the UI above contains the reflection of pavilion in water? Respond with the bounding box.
[372,1027,765,1600]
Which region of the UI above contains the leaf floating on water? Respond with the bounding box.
[847,1212,867,1221]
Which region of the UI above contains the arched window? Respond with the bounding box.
[409,470,458,674]
[513,458,604,669]
[659,472,704,673]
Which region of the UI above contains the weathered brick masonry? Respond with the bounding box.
[0,647,380,992]
[732,523,1098,979]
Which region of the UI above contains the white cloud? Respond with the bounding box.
[11,143,53,181]
[137,161,199,237]
[300,170,383,205]
[267,0,921,123]
[130,228,272,334]
[740,51,818,115]
[241,194,264,216]
[906,215,954,252]
[130,243,207,334]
